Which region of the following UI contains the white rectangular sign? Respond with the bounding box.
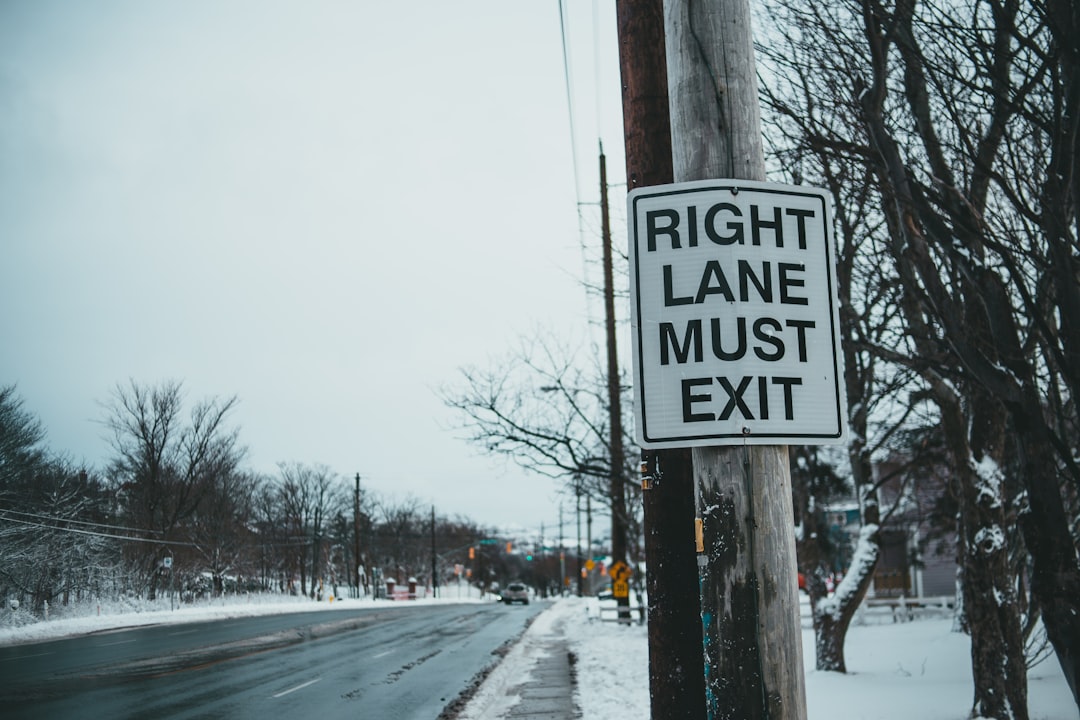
[629,179,847,447]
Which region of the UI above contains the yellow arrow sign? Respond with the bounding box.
[609,560,632,582]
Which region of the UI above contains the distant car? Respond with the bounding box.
[501,582,529,605]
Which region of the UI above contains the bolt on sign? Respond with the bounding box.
[628,179,848,448]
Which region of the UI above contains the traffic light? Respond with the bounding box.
[506,541,512,554]
[468,546,475,560]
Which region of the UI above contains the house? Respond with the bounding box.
[869,457,957,599]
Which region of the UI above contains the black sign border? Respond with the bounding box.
[629,181,846,447]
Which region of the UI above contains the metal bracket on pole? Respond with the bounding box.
[641,451,659,490]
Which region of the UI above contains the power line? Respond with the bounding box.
[0,512,328,551]
[0,506,163,535]
[0,512,199,547]
[557,0,583,213]
[558,0,606,357]
[592,0,604,135]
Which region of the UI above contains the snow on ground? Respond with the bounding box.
[2,592,1075,719]
[540,597,1076,720]
[0,588,487,646]
[456,595,569,720]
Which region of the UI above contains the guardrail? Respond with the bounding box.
[597,604,646,625]
[591,594,956,627]
[860,595,955,623]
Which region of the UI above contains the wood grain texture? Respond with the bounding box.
[665,0,807,716]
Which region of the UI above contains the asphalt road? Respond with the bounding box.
[0,600,547,719]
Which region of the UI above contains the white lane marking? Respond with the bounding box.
[372,650,393,659]
[0,650,54,661]
[99,638,137,646]
[272,677,321,698]
[167,629,197,636]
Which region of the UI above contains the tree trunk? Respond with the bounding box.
[1014,411,1080,711]
[147,566,159,601]
[933,379,1029,719]
[812,520,879,673]
[957,457,1028,719]
[810,398,881,672]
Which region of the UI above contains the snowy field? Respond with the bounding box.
[1,593,1075,719]
[556,598,1076,720]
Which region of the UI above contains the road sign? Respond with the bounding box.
[609,560,632,582]
[613,580,630,599]
[629,179,848,447]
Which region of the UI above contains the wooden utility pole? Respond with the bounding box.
[558,504,566,594]
[431,505,437,598]
[354,473,361,598]
[599,144,630,612]
[615,0,706,717]
[665,1,807,718]
[576,482,583,597]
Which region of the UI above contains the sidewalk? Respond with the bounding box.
[503,634,578,719]
[456,600,579,719]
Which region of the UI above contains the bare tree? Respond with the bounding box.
[1,387,117,613]
[440,332,641,566]
[374,494,428,585]
[758,0,1080,713]
[103,380,243,599]
[275,461,342,599]
[852,1,1079,712]
[186,470,258,597]
[251,476,289,592]
[0,385,46,475]
[758,7,919,672]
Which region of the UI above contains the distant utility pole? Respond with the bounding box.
[665,1,807,718]
[431,505,437,598]
[586,496,592,564]
[558,504,566,595]
[576,482,583,597]
[600,144,629,612]
[354,473,361,599]
[615,0,706,717]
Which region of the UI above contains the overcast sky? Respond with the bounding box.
[0,0,628,535]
